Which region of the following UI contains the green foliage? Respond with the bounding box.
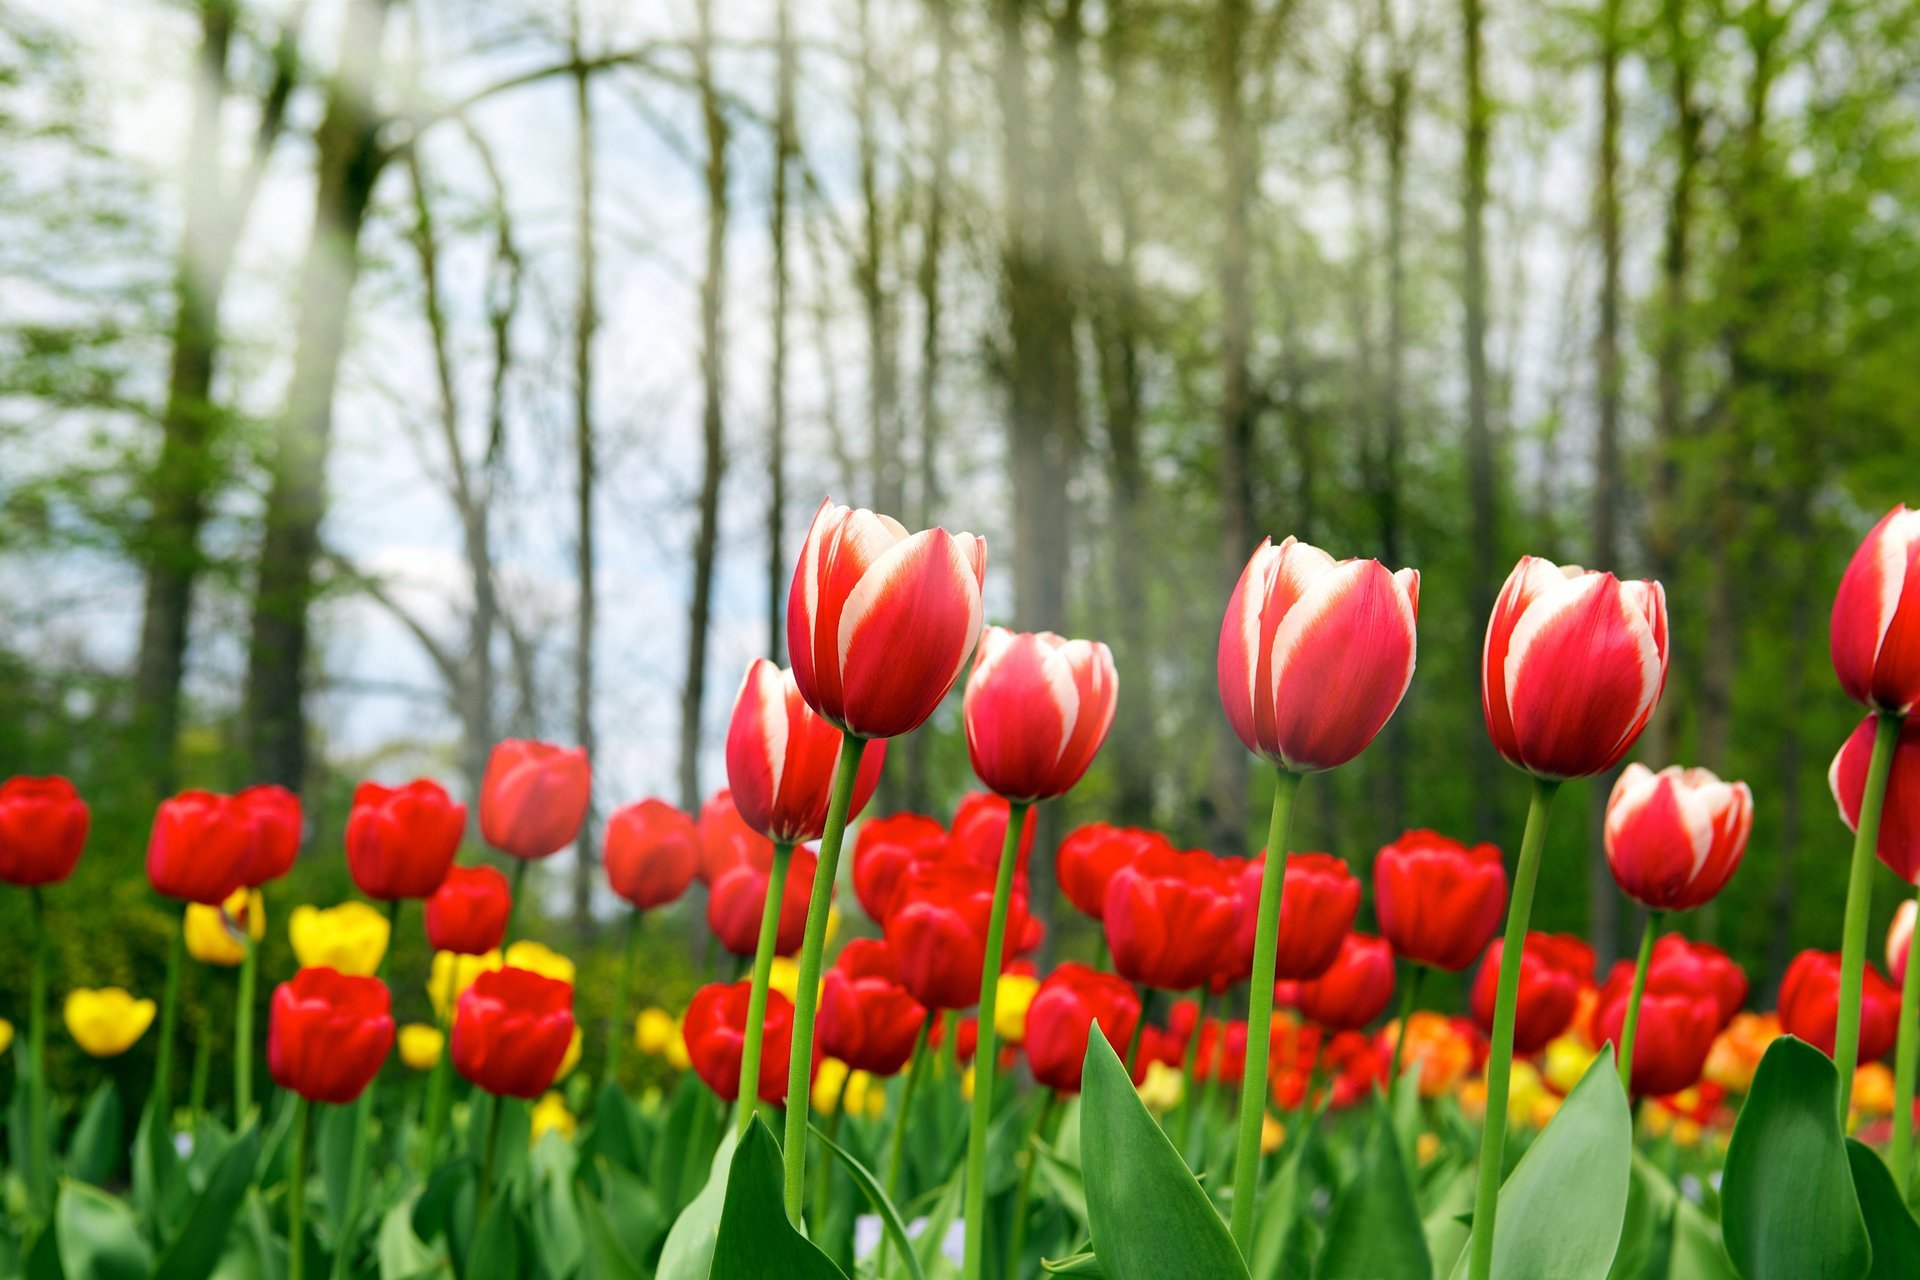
[708,1120,846,1279]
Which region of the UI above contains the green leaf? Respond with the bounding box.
[811,1120,927,1280]
[319,1101,360,1234]
[66,1080,123,1187]
[1042,1251,1108,1276]
[154,1122,263,1280]
[134,1097,189,1238]
[1033,1138,1089,1230]
[1314,1105,1431,1280]
[587,1082,646,1177]
[57,1180,155,1280]
[1846,1140,1920,1280]
[655,1129,739,1280]
[465,1199,526,1280]
[376,1199,447,1280]
[596,1157,668,1270]
[1422,1159,1478,1278]
[1721,1037,1871,1280]
[1252,1120,1317,1280]
[1667,1199,1738,1280]
[709,1118,848,1279]
[650,1073,725,1217]
[1079,1026,1249,1280]
[576,1183,646,1280]
[1606,1153,1680,1280]
[1471,1046,1633,1280]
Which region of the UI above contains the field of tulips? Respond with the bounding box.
[6,496,1920,1280]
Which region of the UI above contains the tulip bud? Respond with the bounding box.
[1373,830,1507,972]
[236,784,302,888]
[1056,823,1169,923]
[603,799,701,909]
[851,812,947,923]
[1590,959,1722,1098]
[696,790,774,886]
[451,966,576,1099]
[0,775,89,887]
[685,979,802,1103]
[289,902,392,978]
[1023,963,1142,1094]
[1603,764,1753,911]
[1217,536,1419,773]
[268,968,396,1104]
[148,790,254,905]
[1106,847,1242,992]
[818,938,927,1076]
[886,861,1038,1010]
[1831,505,1920,714]
[1282,933,1395,1031]
[1645,935,1748,1029]
[481,739,591,861]
[1470,933,1593,1056]
[424,865,512,956]
[185,887,266,967]
[725,660,886,843]
[398,1024,444,1071]
[64,988,156,1058]
[1778,949,1901,1063]
[1831,714,1920,883]
[707,844,817,958]
[345,779,465,901]
[1231,851,1361,983]
[962,628,1118,802]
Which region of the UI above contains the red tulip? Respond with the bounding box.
[267,968,396,1104]
[1283,933,1395,1031]
[1373,830,1506,972]
[1024,963,1142,1092]
[1106,847,1241,992]
[1470,933,1592,1055]
[1604,764,1752,911]
[0,776,89,887]
[1778,949,1901,1063]
[1831,505,1920,714]
[451,966,576,1098]
[1217,536,1420,773]
[480,739,591,860]
[236,784,302,887]
[345,779,466,901]
[148,790,254,905]
[1645,935,1748,1028]
[1890,901,1916,985]
[696,790,774,885]
[963,628,1119,802]
[786,499,987,739]
[851,812,948,923]
[726,660,887,843]
[1056,824,1168,922]
[1831,715,1920,883]
[1591,961,1721,1097]
[708,843,818,958]
[818,938,928,1076]
[949,791,1036,875]
[1482,556,1669,779]
[885,860,1038,1010]
[1231,851,1361,983]
[685,979,802,1103]
[1196,1018,1249,1085]
[603,799,701,909]
[424,865,512,956]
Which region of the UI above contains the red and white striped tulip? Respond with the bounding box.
[725,659,886,844]
[963,628,1118,802]
[786,499,986,740]
[1831,714,1920,883]
[1832,505,1920,715]
[1482,556,1669,779]
[1603,764,1753,912]
[1889,900,1916,985]
[1216,537,1419,773]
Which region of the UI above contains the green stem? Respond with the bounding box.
[607,910,643,1085]
[421,957,461,1174]
[1836,711,1904,1120]
[783,733,871,1223]
[236,936,259,1120]
[332,899,400,1280]
[1388,964,1425,1089]
[1892,881,1920,1191]
[189,1021,212,1128]
[1467,775,1560,1280]
[154,913,187,1126]
[476,1092,505,1224]
[503,859,532,950]
[961,798,1032,1280]
[1127,986,1159,1077]
[288,1098,312,1280]
[1617,912,1659,1095]
[877,1021,930,1277]
[1228,768,1304,1255]
[1007,1091,1058,1280]
[26,887,49,1221]
[738,842,794,1137]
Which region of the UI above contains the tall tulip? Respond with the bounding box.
[886,860,1039,1012]
[818,939,927,1076]
[1216,535,1417,1253]
[1374,830,1507,972]
[452,966,576,1218]
[424,865,512,956]
[684,980,800,1104]
[229,783,302,1120]
[1469,556,1665,1280]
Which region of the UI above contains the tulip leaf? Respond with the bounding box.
[1846,1140,1920,1280]
[465,1198,527,1280]
[1250,1107,1320,1280]
[133,1098,190,1239]
[154,1121,261,1280]
[57,1180,154,1280]
[1667,1198,1739,1280]
[1033,1138,1089,1230]
[651,1074,725,1218]
[1079,1027,1250,1280]
[1464,1045,1632,1280]
[586,1081,647,1177]
[709,1118,849,1279]
[376,1198,446,1280]
[1605,1152,1680,1280]
[655,1129,739,1280]
[1041,1251,1108,1276]
[319,1101,361,1233]
[810,1120,926,1280]
[576,1182,646,1280]
[66,1080,123,1187]
[1721,1037,1871,1280]
[1315,1103,1432,1280]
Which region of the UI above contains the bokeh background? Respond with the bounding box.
[3,0,1918,1094]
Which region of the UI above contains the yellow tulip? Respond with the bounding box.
[531,1092,577,1143]
[558,1026,584,1080]
[845,1068,885,1119]
[768,958,801,1004]
[185,888,266,967]
[813,1057,853,1113]
[1416,1132,1441,1167]
[635,1007,677,1056]
[65,988,156,1058]
[398,1024,444,1071]
[1260,1114,1286,1155]
[289,902,390,977]
[994,974,1039,1045]
[0,1018,13,1055]
[428,950,503,1020]
[1541,1034,1598,1096]
[1135,1059,1184,1115]
[504,940,575,988]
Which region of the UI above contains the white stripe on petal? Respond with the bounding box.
[1870,509,1920,669]
[1040,643,1084,767]
[760,667,792,795]
[1670,777,1716,884]
[1502,571,1605,704]
[1267,559,1371,702]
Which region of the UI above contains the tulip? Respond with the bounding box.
[399,1024,443,1071]
[727,659,888,843]
[345,779,466,901]
[1891,900,1916,985]
[709,844,816,957]
[685,980,801,1103]
[696,790,772,885]
[185,887,265,967]
[289,902,391,978]
[886,860,1038,1011]
[1023,964,1142,1093]
[531,1092,576,1143]
[504,939,576,988]
[1647,935,1747,1028]
[0,1020,11,1055]
[267,968,395,1104]
[148,789,254,905]
[424,865,512,956]
[1832,715,1920,883]
[1470,933,1590,1056]
[1779,949,1900,1064]
[962,628,1119,803]
[852,812,948,923]
[635,1008,691,1068]
[1056,823,1167,923]
[604,798,701,909]
[452,966,576,1100]
[819,939,927,1076]
[65,988,156,1057]
[428,949,503,1020]
[480,738,591,861]
[1231,851,1360,983]
[1374,830,1507,972]
[1832,505,1920,714]
[0,775,88,887]
[236,784,302,887]
[1605,764,1752,911]
[949,791,1037,874]
[1283,933,1395,1031]
[1106,848,1242,992]
[1590,961,1720,1097]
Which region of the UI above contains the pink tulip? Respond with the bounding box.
[1604,764,1752,911]
[726,659,886,844]
[963,628,1118,802]
[1831,505,1920,714]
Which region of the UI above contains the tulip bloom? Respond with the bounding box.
[451,966,576,1099]
[1891,901,1916,984]
[64,988,156,1058]
[345,779,466,901]
[709,844,817,957]
[962,628,1118,802]
[237,784,302,887]
[1604,764,1752,911]
[399,1024,444,1071]
[1832,715,1920,883]
[267,968,396,1104]
[1231,851,1361,983]
[851,812,948,923]
[479,739,591,860]
[148,790,254,904]
[886,861,1037,1010]
[290,902,392,978]
[1482,557,1669,780]
[185,887,266,967]
[818,939,927,1076]
[1056,823,1168,922]
[696,790,774,885]
[1024,963,1143,1093]
[1283,933,1395,1031]
[0,776,89,887]
[1107,848,1242,992]
[1217,537,1420,774]
[424,865,512,956]
[1778,949,1900,1063]
[686,980,800,1103]
[603,799,700,909]
[727,660,889,845]
[1646,935,1748,1029]
[1470,933,1592,1056]
[1373,830,1507,971]
[1590,962,1721,1097]
[1831,505,1920,714]
[949,791,1037,873]
[786,499,987,739]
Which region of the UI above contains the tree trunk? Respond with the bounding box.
[571,5,600,935]
[858,0,901,515]
[1461,0,1500,839]
[767,0,797,666]
[1376,20,1412,835]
